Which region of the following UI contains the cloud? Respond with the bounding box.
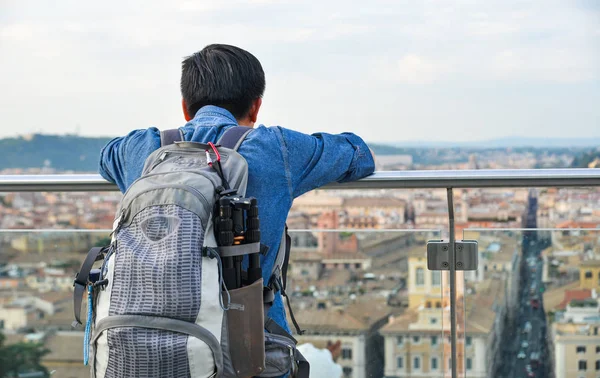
[0,0,598,141]
[376,54,447,85]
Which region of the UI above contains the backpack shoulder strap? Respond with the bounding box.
[218,126,253,150]
[72,246,107,326]
[160,128,184,147]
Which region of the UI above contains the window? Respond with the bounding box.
[466,358,472,370]
[342,367,352,377]
[596,360,600,371]
[585,271,593,278]
[431,336,438,346]
[435,301,441,308]
[355,263,361,269]
[413,357,420,369]
[412,336,420,343]
[432,271,441,286]
[341,348,352,360]
[426,301,432,308]
[430,318,437,324]
[301,269,309,276]
[416,268,424,286]
[0,320,4,329]
[431,357,438,370]
[466,336,472,346]
[579,360,587,371]
[396,336,404,346]
[596,346,600,353]
[397,357,403,369]
[578,346,587,354]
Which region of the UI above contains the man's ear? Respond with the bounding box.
[182,99,192,121]
[249,97,262,124]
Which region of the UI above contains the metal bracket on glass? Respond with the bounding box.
[426,239,478,271]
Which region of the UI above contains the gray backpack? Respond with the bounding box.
[73,127,309,378]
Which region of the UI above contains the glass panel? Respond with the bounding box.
[0,230,111,377]
[0,228,442,378]
[286,229,443,378]
[463,228,600,378]
[441,268,467,378]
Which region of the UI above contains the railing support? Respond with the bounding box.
[447,188,458,378]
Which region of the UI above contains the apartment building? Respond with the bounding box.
[579,259,600,291]
[291,297,392,378]
[381,249,507,377]
[552,318,600,378]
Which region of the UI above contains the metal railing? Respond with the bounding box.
[3,168,600,378]
[1,168,600,192]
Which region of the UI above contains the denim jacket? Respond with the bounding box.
[99,105,375,333]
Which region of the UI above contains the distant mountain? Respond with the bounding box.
[0,133,595,172]
[0,134,112,172]
[376,137,600,149]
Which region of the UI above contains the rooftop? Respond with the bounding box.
[580,259,600,267]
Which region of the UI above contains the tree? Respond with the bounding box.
[0,332,50,378]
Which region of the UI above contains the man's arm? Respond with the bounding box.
[273,127,375,198]
[98,128,161,192]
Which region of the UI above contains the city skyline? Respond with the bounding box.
[1,0,599,143]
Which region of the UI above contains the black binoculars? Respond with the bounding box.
[214,193,261,290]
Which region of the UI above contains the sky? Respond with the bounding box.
[0,0,599,144]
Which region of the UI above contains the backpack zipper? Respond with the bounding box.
[147,149,216,172]
[123,169,221,200]
[128,183,212,212]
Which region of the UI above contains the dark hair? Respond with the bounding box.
[181,44,265,120]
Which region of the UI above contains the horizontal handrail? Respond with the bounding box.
[0,168,599,192]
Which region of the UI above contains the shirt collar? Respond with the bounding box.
[194,105,238,124]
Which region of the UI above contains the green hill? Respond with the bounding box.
[0,134,112,172]
[0,135,409,172]
[570,149,600,168]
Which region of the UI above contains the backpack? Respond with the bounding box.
[73,126,309,378]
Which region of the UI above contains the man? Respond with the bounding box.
[99,44,375,335]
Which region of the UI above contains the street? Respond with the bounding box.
[493,193,550,378]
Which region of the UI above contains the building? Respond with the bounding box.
[289,250,323,282]
[25,267,73,292]
[5,331,88,378]
[579,259,600,291]
[545,275,600,378]
[0,305,28,330]
[405,250,443,309]
[551,302,600,378]
[381,248,508,377]
[291,298,392,378]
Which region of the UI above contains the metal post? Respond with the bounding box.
[447,188,458,378]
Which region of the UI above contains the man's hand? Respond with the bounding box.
[369,147,377,167]
[326,340,342,361]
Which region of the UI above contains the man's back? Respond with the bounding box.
[99,105,375,332]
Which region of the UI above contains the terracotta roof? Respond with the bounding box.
[557,289,593,310]
[344,297,398,328]
[322,251,370,261]
[543,281,580,310]
[380,309,420,333]
[290,250,323,262]
[43,332,84,362]
[342,197,406,208]
[37,291,72,305]
[581,259,600,267]
[288,308,367,334]
[556,220,600,229]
